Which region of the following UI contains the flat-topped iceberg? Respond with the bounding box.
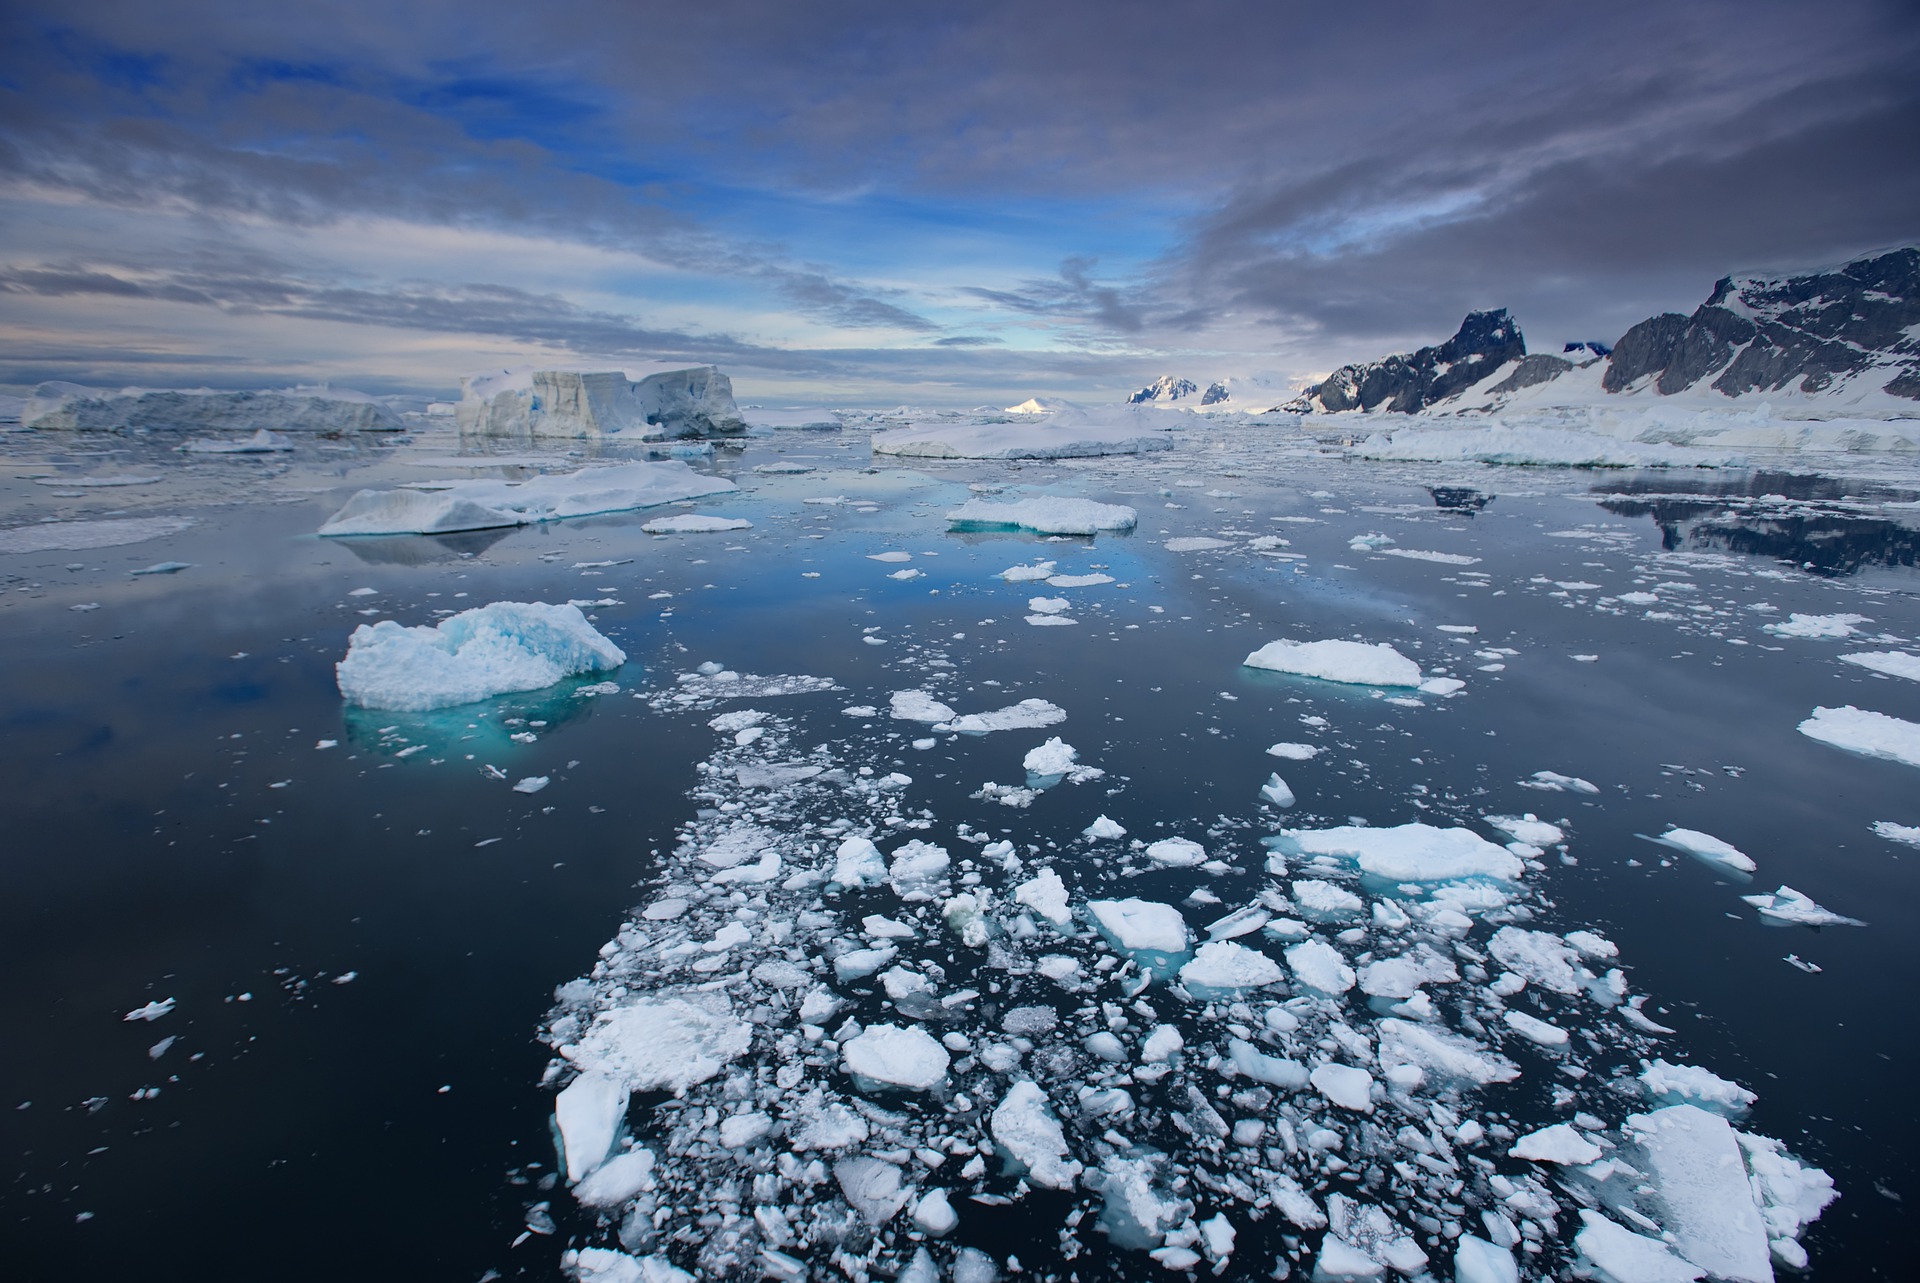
[335,601,626,711]
[457,367,746,439]
[320,460,737,535]
[945,496,1137,535]
[1244,638,1423,687]
[23,382,402,433]
[873,412,1173,460]
[1797,705,1920,767]
[1272,822,1525,883]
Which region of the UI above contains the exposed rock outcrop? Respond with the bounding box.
[1603,249,1920,400]
[457,367,748,440]
[1286,310,1527,414]
[1127,376,1199,405]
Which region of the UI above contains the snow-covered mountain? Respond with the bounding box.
[1286,247,1920,415]
[1126,375,1199,404]
[1284,310,1528,413]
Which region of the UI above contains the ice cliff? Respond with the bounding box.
[457,367,748,440]
[22,383,402,433]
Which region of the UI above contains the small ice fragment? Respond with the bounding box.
[1655,827,1757,873]
[1502,1010,1569,1047]
[1013,868,1073,926]
[513,776,550,794]
[1266,742,1319,760]
[1083,814,1127,840]
[1764,612,1869,639]
[1739,885,1865,927]
[1144,837,1206,867]
[123,998,175,1023]
[1639,1059,1757,1114]
[1260,773,1296,807]
[1310,1063,1374,1112]
[912,1188,959,1235]
[1509,1122,1601,1165]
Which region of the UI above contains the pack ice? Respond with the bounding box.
[944,496,1137,535]
[335,602,626,711]
[530,659,1836,1282]
[872,409,1173,460]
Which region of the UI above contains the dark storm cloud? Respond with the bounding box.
[0,0,1915,384]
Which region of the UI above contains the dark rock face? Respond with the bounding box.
[1603,248,1920,400]
[1287,310,1527,413]
[1127,376,1199,404]
[1485,353,1574,397]
[1201,381,1231,405]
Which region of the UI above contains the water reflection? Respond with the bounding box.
[336,528,516,566]
[1594,472,1920,576]
[1428,486,1492,514]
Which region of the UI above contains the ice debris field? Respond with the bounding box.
[4,400,1919,1283]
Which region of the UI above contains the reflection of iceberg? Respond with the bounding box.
[336,601,625,711]
[340,674,617,759]
[335,527,515,566]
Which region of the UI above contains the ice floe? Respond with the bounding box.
[320,461,736,535]
[335,601,625,711]
[1243,638,1423,687]
[1653,827,1758,874]
[1797,705,1920,767]
[1739,885,1866,927]
[944,496,1137,534]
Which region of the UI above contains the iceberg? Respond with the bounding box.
[1272,823,1524,884]
[1242,638,1422,687]
[945,496,1138,535]
[1739,885,1866,927]
[335,601,625,711]
[457,367,746,439]
[321,460,737,535]
[1797,705,1920,768]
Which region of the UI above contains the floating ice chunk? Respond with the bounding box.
[568,1246,695,1283]
[1165,536,1233,552]
[1145,836,1206,867]
[946,496,1138,534]
[1326,1196,1427,1275]
[1266,742,1320,760]
[1640,1060,1757,1114]
[787,1095,869,1150]
[1510,1122,1601,1165]
[1025,613,1076,627]
[1285,939,1354,994]
[868,551,913,563]
[1047,572,1114,587]
[1292,879,1364,919]
[1655,827,1757,873]
[831,836,887,888]
[834,1156,911,1225]
[0,516,195,554]
[1027,595,1071,615]
[1841,650,1920,681]
[1573,1211,1704,1283]
[130,561,193,576]
[1873,820,1920,848]
[1488,927,1586,993]
[1379,547,1481,565]
[1797,705,1920,768]
[889,689,957,723]
[513,776,550,794]
[1763,612,1870,639]
[1225,1038,1307,1089]
[1502,1010,1570,1047]
[1091,1155,1190,1249]
[1358,948,1458,999]
[1314,1235,1384,1278]
[835,946,898,982]
[888,840,951,902]
[1083,814,1127,840]
[1243,638,1422,687]
[1088,898,1190,954]
[572,1148,656,1207]
[1141,1024,1184,1063]
[1275,823,1524,884]
[1735,1131,1837,1267]
[1205,905,1269,940]
[555,1072,627,1181]
[123,998,175,1022]
[1260,773,1296,807]
[717,1111,772,1148]
[1739,885,1865,927]
[1014,867,1073,926]
[1485,814,1563,847]
[322,461,735,535]
[1418,676,1467,695]
[1178,941,1283,994]
[1626,1104,1771,1283]
[1022,737,1079,777]
[335,602,625,712]
[1452,1234,1519,1283]
[939,699,1068,734]
[999,559,1057,581]
[1376,1018,1518,1085]
[991,1080,1082,1189]
[640,514,751,534]
[844,1023,949,1092]
[1311,1063,1375,1112]
[912,1188,958,1235]
[1522,769,1599,794]
[567,996,750,1094]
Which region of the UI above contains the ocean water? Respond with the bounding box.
[2,419,1915,1280]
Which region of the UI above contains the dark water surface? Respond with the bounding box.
[2,424,1916,1279]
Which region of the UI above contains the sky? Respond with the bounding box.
[1,0,1916,407]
